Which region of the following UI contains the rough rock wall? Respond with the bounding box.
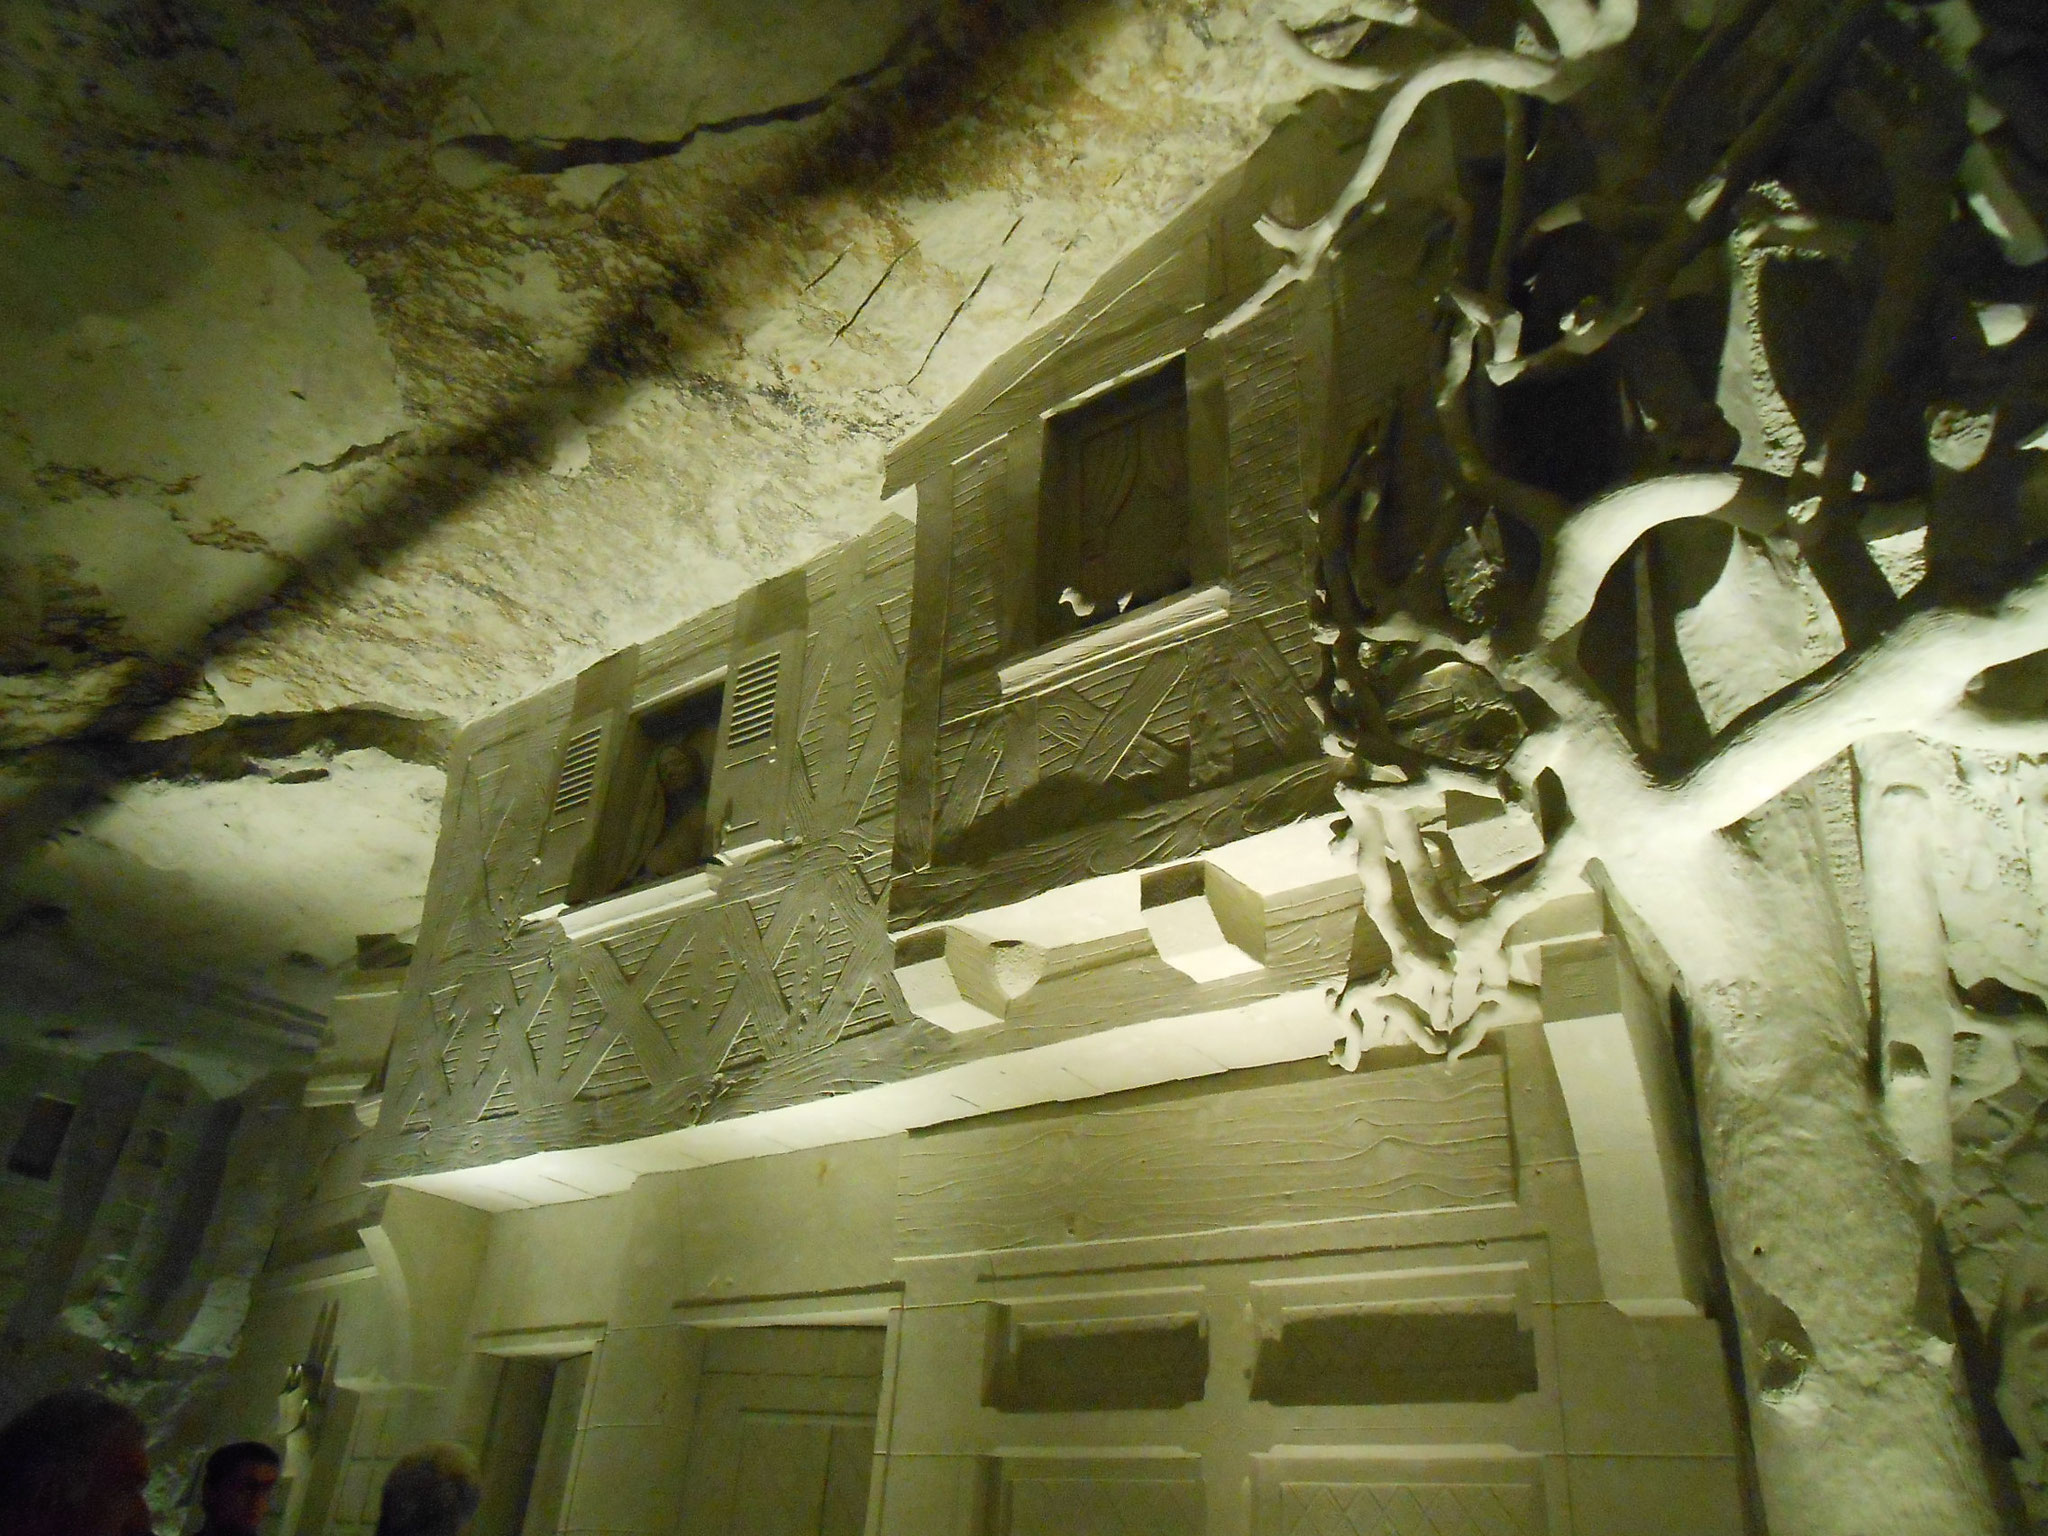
[1899,746,2048,1522]
[1,0,1312,733]
[0,0,1323,1005]
[0,1044,305,1518]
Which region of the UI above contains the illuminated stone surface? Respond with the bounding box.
[2,1,2047,1532]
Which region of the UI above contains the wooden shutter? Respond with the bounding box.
[709,570,807,859]
[531,645,639,908]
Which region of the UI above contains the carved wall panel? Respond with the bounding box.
[886,129,1359,925]
[1269,1479,1545,1536]
[367,521,921,1181]
[367,89,1458,1177]
[886,99,1462,932]
[896,1056,1512,1257]
[999,1463,1206,1536]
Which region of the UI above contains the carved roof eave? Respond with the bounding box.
[882,89,1381,498]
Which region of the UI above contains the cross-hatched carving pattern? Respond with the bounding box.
[601,919,672,980]
[1008,1477,1202,1536]
[370,518,915,1178]
[1276,1482,1541,1536]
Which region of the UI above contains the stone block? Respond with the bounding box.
[893,930,1001,1034]
[1444,795,1545,881]
[1540,937,1699,1314]
[1500,1020,1579,1169]
[1518,1159,1602,1305]
[1502,891,1604,984]
[871,1453,987,1536]
[587,1324,699,1427]
[1141,861,1262,984]
[562,1423,684,1532]
[1552,1304,1739,1455]
[882,1303,994,1454]
[1539,935,1627,1023]
[1564,1454,1747,1536]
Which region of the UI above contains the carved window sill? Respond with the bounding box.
[536,837,791,944]
[997,584,1232,699]
[551,866,722,943]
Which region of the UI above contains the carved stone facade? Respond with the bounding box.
[173,77,1756,1536]
[363,90,1459,1190]
[363,519,917,1180]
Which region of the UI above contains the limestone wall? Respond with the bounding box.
[0,1043,307,1516]
[195,982,1748,1536]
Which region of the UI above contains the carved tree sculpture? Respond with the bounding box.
[1241,0,2048,1529]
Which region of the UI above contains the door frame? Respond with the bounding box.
[469,1326,601,1536]
[671,1287,903,1536]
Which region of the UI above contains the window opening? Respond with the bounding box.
[7,1096,76,1180]
[596,684,724,899]
[1037,357,1193,647]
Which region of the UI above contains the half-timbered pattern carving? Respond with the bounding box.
[222,65,1770,1536]
[365,91,1440,1183]
[886,91,1451,926]
[369,520,922,1176]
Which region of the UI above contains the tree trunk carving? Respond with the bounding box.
[1258,1,2048,1528]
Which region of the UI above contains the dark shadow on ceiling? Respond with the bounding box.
[0,0,1105,869]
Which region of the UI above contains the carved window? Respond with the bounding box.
[8,1095,75,1180]
[988,1317,1209,1413]
[1250,1305,1538,1406]
[1037,357,1193,645]
[586,684,726,900]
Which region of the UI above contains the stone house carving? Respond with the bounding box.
[189,85,1754,1536]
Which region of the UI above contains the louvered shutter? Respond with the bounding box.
[530,646,639,908]
[709,571,807,859]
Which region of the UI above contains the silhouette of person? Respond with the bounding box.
[372,1445,480,1536]
[195,1443,279,1536]
[0,1388,154,1536]
[634,740,710,883]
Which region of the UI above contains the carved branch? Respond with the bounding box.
[1437,288,1568,537]
[1266,18,1398,92]
[1213,48,1564,336]
[1495,0,1888,383]
[1522,470,1785,646]
[1650,0,1775,151]
[1663,567,2048,834]
[1525,0,1638,60]
[1792,69,1971,642]
[1485,90,1527,305]
[1916,704,2048,757]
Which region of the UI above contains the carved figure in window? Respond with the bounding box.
[605,686,722,896]
[1038,357,1193,643]
[630,739,711,883]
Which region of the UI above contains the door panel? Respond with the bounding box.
[726,1414,875,1536]
[676,1327,886,1536]
[475,1359,554,1536]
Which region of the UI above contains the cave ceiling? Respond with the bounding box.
[0,0,1327,1035]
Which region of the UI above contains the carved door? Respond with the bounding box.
[674,1327,885,1536]
[473,1353,590,1536]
